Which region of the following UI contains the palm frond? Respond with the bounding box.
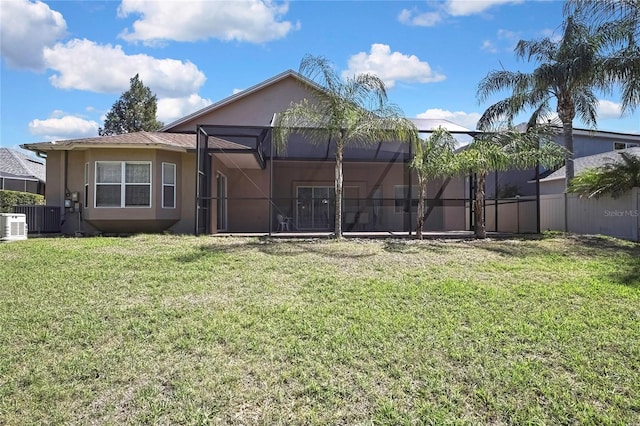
[476,70,526,103]
[299,55,341,95]
[568,151,640,198]
[515,38,557,63]
[272,100,335,154]
[458,124,565,175]
[573,89,599,126]
[410,127,457,179]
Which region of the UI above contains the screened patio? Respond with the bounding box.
[193,120,541,236]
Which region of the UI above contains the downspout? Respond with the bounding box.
[61,150,69,228]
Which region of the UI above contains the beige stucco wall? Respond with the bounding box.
[44,151,64,207]
[169,152,196,234]
[170,76,316,132]
[46,148,195,234]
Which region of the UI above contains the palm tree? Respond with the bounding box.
[477,16,607,188]
[565,0,640,112]
[409,127,457,239]
[273,55,418,238]
[456,125,567,239]
[568,151,640,198]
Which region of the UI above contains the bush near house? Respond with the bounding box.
[0,189,44,213]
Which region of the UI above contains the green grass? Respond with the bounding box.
[1,234,639,425]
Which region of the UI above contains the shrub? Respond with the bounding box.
[0,190,45,213]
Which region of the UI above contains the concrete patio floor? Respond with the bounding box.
[211,230,523,239]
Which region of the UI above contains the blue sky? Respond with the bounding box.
[1,0,638,151]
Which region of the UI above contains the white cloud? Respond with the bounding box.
[540,28,562,43]
[482,29,521,53]
[43,39,206,98]
[0,0,66,70]
[481,40,498,53]
[157,94,212,124]
[445,0,524,16]
[344,44,445,88]
[118,0,299,44]
[597,100,624,119]
[398,9,443,27]
[399,0,523,27]
[28,114,100,141]
[417,108,481,130]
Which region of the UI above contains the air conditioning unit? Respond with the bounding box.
[0,213,28,242]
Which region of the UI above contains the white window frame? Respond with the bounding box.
[94,161,152,208]
[614,141,639,150]
[162,162,176,209]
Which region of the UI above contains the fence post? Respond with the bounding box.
[633,187,639,242]
[563,192,568,233]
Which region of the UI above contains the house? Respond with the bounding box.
[0,147,46,195]
[22,70,473,235]
[540,146,640,195]
[485,127,640,198]
[538,147,640,242]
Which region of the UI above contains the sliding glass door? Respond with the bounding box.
[296,186,334,230]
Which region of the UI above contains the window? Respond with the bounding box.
[394,185,419,213]
[84,163,89,207]
[162,163,176,208]
[614,142,639,150]
[95,161,151,208]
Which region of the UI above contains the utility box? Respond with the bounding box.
[0,213,28,242]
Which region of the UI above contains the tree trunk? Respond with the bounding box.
[562,118,575,189]
[334,147,344,238]
[416,182,426,240]
[474,172,487,239]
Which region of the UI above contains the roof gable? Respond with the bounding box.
[162,70,323,132]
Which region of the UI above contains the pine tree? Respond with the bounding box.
[99,74,163,136]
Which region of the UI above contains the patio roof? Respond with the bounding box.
[20,132,250,154]
[410,118,478,135]
[195,125,270,170]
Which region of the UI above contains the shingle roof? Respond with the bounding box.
[21,132,251,153]
[541,147,640,182]
[0,148,46,182]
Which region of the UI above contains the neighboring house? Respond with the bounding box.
[486,127,640,198]
[22,70,472,235]
[539,146,640,195]
[539,147,640,242]
[0,147,46,195]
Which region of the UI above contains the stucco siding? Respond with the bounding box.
[170,76,317,132]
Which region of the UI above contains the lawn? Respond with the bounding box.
[0,234,639,424]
